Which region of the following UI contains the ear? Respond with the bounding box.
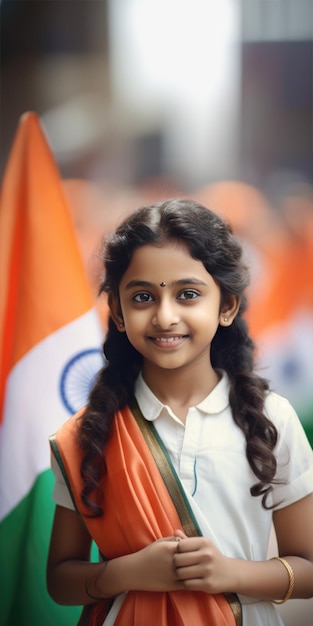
[108,293,125,332]
[219,295,240,327]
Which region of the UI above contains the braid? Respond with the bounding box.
[212,316,279,508]
[77,318,142,516]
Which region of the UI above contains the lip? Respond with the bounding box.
[148,334,188,348]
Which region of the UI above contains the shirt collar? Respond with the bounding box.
[134,370,230,422]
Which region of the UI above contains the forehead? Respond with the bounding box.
[119,242,211,287]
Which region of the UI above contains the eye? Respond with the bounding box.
[133,292,154,303]
[177,289,200,300]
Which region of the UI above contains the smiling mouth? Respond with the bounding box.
[149,335,187,346]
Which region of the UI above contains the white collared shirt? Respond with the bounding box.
[52,370,313,563]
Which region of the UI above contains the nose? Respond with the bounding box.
[152,298,180,329]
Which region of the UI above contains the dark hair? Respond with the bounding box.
[77,198,278,515]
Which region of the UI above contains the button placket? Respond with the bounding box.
[179,408,199,495]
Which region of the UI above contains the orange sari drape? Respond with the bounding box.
[51,406,240,626]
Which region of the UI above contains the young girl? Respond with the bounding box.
[47,198,313,626]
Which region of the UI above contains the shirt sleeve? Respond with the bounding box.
[50,452,75,510]
[265,393,313,509]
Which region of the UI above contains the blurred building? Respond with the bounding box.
[1,0,312,190]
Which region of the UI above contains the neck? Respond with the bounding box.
[142,362,220,414]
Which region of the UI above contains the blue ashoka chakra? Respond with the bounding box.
[60,348,105,414]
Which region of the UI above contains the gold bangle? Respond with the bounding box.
[271,557,295,604]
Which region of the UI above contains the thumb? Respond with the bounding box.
[174,529,188,540]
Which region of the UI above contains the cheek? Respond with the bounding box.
[191,307,220,325]
[123,311,147,335]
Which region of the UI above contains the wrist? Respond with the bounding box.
[228,557,297,602]
[224,557,241,593]
[270,557,295,604]
[85,562,110,601]
[97,553,137,597]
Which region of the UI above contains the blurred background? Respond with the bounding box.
[1,2,313,621]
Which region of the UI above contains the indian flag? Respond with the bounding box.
[0,113,104,625]
[255,311,313,447]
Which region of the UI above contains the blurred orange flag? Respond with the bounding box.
[0,112,104,626]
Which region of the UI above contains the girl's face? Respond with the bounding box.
[111,242,238,377]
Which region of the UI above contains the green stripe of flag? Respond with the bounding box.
[0,469,81,626]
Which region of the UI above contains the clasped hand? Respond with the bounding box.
[173,530,233,594]
[130,529,233,594]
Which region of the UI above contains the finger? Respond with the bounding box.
[174,529,188,540]
[175,564,202,581]
[180,577,205,591]
[175,538,201,553]
[174,551,199,568]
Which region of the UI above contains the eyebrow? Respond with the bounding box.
[124,278,208,290]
